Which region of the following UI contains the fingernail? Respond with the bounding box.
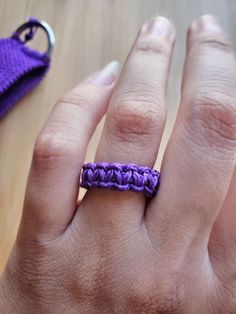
[142,16,173,38]
[85,61,120,86]
[196,15,221,32]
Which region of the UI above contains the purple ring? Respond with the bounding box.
[80,162,160,197]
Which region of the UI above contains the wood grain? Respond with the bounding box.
[0,0,235,273]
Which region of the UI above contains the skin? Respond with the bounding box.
[0,14,236,313]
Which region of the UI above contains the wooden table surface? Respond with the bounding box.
[0,0,235,273]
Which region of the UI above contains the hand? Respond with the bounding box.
[1,15,236,314]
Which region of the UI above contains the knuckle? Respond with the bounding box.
[134,35,171,57]
[58,89,92,112]
[199,36,233,53]
[185,93,236,149]
[33,131,77,161]
[189,29,234,54]
[108,100,165,142]
[127,272,183,313]
[33,89,93,163]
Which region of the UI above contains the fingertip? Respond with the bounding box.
[186,14,233,55]
[83,61,120,86]
[187,15,222,41]
[139,16,176,44]
[193,15,221,32]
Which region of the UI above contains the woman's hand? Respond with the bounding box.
[1,15,236,313]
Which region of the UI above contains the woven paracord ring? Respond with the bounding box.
[80,162,160,198]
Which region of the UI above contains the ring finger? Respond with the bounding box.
[146,15,236,263]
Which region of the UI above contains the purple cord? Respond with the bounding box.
[80,162,160,197]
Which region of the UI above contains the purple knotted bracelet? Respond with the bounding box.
[80,162,160,198]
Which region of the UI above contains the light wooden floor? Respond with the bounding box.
[0,0,235,273]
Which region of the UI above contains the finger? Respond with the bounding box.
[81,17,175,225]
[209,166,236,272]
[146,15,236,261]
[20,61,119,240]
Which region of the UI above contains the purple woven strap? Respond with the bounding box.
[0,18,51,118]
[80,162,160,197]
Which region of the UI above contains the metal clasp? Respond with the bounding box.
[12,19,55,57]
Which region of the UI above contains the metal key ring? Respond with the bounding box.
[12,19,55,57]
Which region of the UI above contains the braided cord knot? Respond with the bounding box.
[80,162,160,197]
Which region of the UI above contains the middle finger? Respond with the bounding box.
[82,17,175,225]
